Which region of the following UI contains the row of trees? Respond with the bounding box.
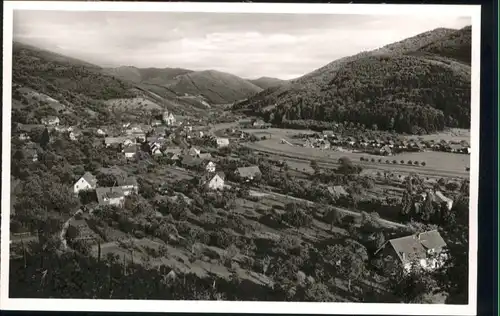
[360,156,427,166]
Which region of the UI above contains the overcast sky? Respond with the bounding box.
[13,11,470,80]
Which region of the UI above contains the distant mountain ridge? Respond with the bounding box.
[233,26,472,134]
[106,66,263,104]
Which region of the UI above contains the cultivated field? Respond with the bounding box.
[246,137,469,177]
[403,128,470,142]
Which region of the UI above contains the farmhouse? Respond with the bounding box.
[375,230,447,273]
[200,172,225,190]
[198,152,213,160]
[18,133,30,141]
[116,176,139,196]
[96,128,107,136]
[204,161,217,173]
[73,172,98,194]
[235,166,262,181]
[95,187,125,207]
[327,185,349,199]
[41,116,60,126]
[216,137,230,148]
[187,147,201,157]
[69,129,83,141]
[181,155,203,169]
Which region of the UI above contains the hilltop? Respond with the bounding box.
[248,77,287,89]
[233,26,472,134]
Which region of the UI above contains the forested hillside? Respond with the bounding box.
[233,26,472,134]
[248,77,287,89]
[11,43,216,120]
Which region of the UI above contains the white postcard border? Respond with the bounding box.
[1,2,481,315]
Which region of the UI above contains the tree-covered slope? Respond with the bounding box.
[233,26,472,134]
[416,26,472,65]
[13,42,139,101]
[11,43,214,119]
[248,77,287,89]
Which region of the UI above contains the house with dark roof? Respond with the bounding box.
[95,187,125,206]
[163,147,183,155]
[200,172,225,190]
[235,166,262,181]
[115,175,138,196]
[41,116,60,126]
[73,172,98,194]
[375,230,448,273]
[204,161,217,173]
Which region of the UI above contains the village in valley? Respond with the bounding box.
[9,12,471,305]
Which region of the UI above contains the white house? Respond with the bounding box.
[163,111,176,126]
[202,172,225,190]
[73,172,98,194]
[216,137,230,148]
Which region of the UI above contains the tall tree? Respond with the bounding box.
[40,128,50,149]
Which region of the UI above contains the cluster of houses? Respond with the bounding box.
[239,118,272,129]
[73,170,139,207]
[298,131,470,156]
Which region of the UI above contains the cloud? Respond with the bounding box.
[13,10,471,79]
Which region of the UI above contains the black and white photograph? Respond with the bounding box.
[1,2,480,315]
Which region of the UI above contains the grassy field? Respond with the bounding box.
[246,138,469,176]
